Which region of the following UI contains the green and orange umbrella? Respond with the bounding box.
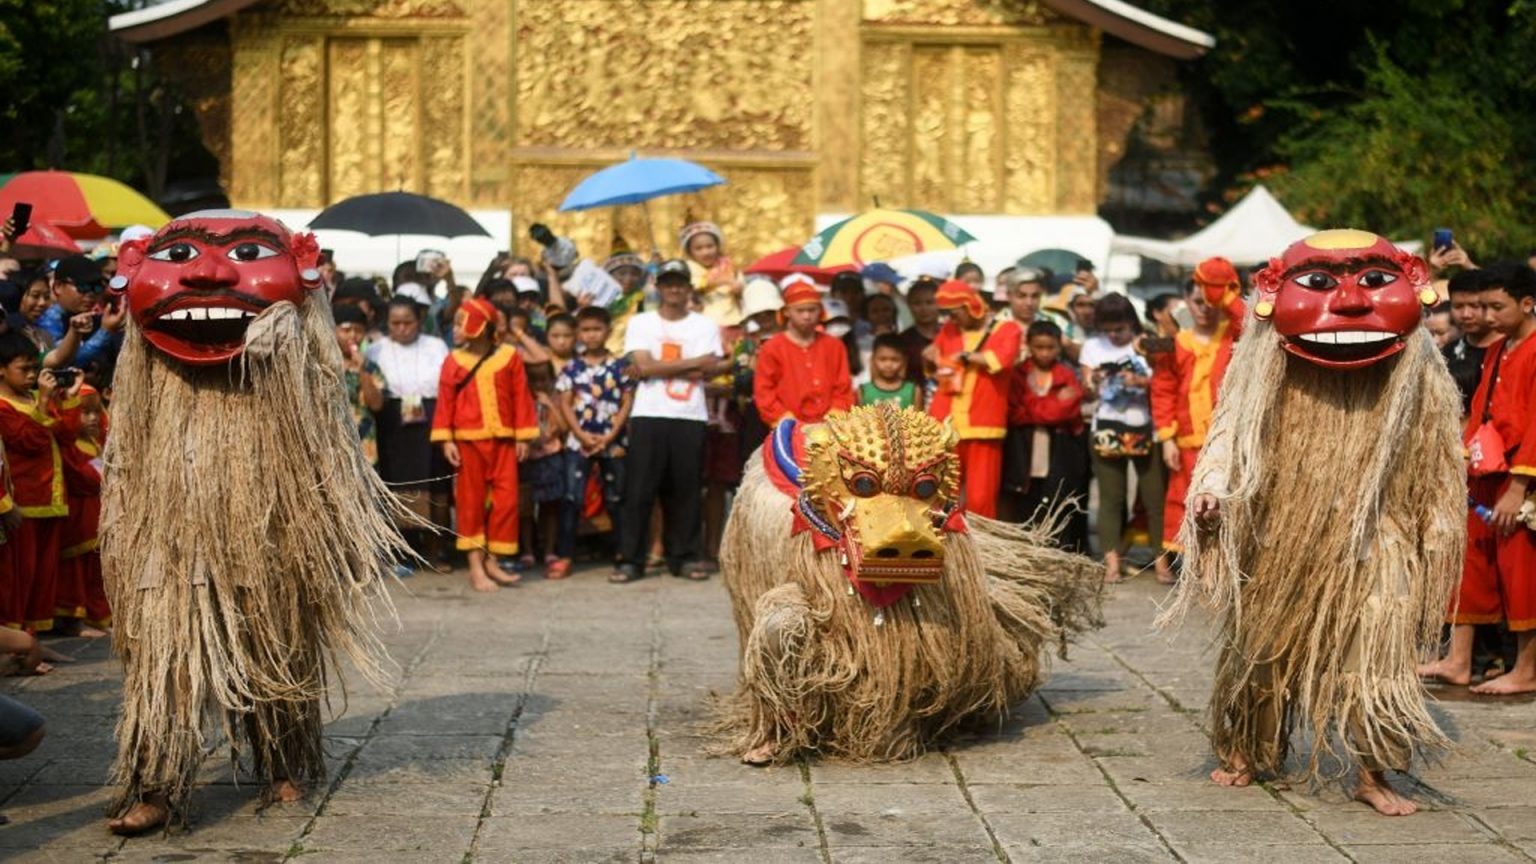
[0,170,170,240]
[793,208,976,270]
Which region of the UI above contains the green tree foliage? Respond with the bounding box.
[0,1,215,201]
[1141,0,1536,256]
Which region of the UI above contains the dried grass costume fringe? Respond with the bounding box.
[716,453,1101,762]
[1159,322,1464,782]
[102,299,414,819]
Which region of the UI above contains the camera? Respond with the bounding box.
[54,369,79,388]
[529,223,579,279]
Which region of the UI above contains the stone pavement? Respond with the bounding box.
[2,565,1534,864]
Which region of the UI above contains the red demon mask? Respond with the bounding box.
[112,210,322,365]
[1252,229,1433,370]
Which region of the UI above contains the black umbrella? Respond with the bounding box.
[308,191,490,237]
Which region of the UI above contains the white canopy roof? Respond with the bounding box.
[1112,185,1314,267]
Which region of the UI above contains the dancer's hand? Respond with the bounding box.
[442,441,461,468]
[1192,493,1221,524]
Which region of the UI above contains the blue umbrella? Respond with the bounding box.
[559,156,724,212]
[559,155,725,253]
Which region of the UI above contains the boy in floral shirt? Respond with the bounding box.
[552,306,634,575]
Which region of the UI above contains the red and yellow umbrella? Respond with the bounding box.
[0,170,170,240]
[793,208,977,269]
[745,245,853,282]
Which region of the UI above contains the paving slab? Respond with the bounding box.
[3,567,1534,862]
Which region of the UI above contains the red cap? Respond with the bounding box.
[458,297,499,339]
[781,280,821,309]
[935,279,985,318]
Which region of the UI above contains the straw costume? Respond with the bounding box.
[1161,230,1463,813]
[718,402,1100,763]
[102,211,411,829]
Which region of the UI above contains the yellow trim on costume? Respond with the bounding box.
[26,617,54,632]
[980,350,1003,374]
[487,540,519,556]
[1509,466,1536,478]
[949,328,1007,441]
[0,494,12,515]
[75,439,100,458]
[54,605,86,619]
[1509,617,1536,632]
[455,533,487,551]
[1,394,68,516]
[86,615,112,629]
[61,538,99,559]
[430,428,452,443]
[444,346,525,441]
[1156,424,1178,442]
[1177,325,1225,448]
[1162,540,1184,553]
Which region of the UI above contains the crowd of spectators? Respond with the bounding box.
[1,216,1533,701]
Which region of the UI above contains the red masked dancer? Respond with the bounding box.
[1418,261,1536,695]
[1161,230,1463,817]
[102,210,413,834]
[923,279,1022,518]
[433,297,538,592]
[1149,257,1244,570]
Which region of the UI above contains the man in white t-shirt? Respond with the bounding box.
[614,259,729,583]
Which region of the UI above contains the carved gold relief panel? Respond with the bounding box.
[512,0,815,151]
[465,0,512,205]
[862,0,1052,27]
[229,17,282,207]
[860,25,1098,215]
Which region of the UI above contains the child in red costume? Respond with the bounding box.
[55,385,110,635]
[1150,257,1244,570]
[1003,320,1088,550]
[1419,262,1536,694]
[754,280,854,425]
[924,279,1022,518]
[0,332,82,632]
[433,298,539,593]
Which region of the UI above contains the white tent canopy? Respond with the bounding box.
[1111,185,1313,267]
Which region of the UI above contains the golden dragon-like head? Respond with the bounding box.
[800,402,961,585]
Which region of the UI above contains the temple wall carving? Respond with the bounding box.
[171,0,1154,263]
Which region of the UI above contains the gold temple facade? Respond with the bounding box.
[118,0,1209,261]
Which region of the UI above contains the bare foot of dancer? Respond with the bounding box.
[485,555,521,586]
[1154,554,1177,585]
[1354,769,1417,816]
[267,779,305,804]
[1470,668,1536,695]
[741,743,776,766]
[108,793,170,836]
[1210,752,1253,787]
[1415,658,1471,686]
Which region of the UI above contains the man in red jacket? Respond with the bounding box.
[753,280,853,425]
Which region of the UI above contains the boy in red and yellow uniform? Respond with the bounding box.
[753,280,854,425]
[1150,257,1244,558]
[433,298,539,593]
[56,385,110,634]
[925,279,1022,518]
[0,332,83,632]
[1420,262,1536,694]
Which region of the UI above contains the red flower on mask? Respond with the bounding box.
[113,210,318,366]
[1252,229,1428,371]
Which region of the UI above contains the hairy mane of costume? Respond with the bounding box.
[102,210,412,817]
[717,402,1100,762]
[1160,229,1464,781]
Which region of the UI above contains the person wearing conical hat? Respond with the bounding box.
[922,279,1022,519]
[680,218,743,329]
[603,233,649,355]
